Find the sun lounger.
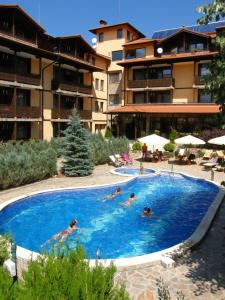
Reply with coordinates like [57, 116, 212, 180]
[203, 158, 219, 169]
[121, 152, 133, 164]
[216, 150, 224, 158]
[199, 150, 213, 165]
[109, 155, 124, 167]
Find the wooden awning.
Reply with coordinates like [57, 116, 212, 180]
[104, 104, 220, 114]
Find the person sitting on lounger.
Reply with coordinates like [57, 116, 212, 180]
[103, 187, 121, 200]
[141, 207, 154, 218]
[120, 193, 136, 207]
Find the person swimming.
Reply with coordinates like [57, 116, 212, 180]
[102, 187, 121, 200]
[120, 193, 137, 207]
[141, 207, 154, 218]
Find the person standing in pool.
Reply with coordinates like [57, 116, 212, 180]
[120, 193, 137, 207]
[140, 163, 144, 175]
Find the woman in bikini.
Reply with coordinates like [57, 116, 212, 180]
[120, 193, 137, 207]
[50, 219, 78, 242]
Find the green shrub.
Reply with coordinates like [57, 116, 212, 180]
[132, 141, 142, 152]
[164, 143, 175, 152]
[0, 141, 57, 190]
[90, 134, 130, 165]
[0, 266, 14, 299]
[6, 243, 129, 299]
[105, 127, 113, 139]
[169, 128, 178, 142]
[0, 234, 11, 265]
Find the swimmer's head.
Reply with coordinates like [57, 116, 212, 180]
[116, 187, 121, 192]
[130, 193, 135, 198]
[70, 219, 77, 228]
[147, 208, 151, 213]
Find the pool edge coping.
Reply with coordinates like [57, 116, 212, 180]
[1, 170, 224, 271]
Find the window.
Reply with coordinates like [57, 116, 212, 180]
[95, 101, 104, 112]
[100, 80, 104, 91]
[99, 32, 104, 42]
[17, 122, 31, 140]
[112, 50, 123, 61]
[188, 43, 205, 51]
[149, 91, 171, 103]
[127, 31, 131, 41]
[0, 87, 13, 105]
[117, 29, 123, 39]
[109, 72, 120, 84]
[133, 69, 146, 80]
[136, 48, 146, 58]
[109, 94, 120, 106]
[126, 48, 146, 59]
[17, 89, 30, 107]
[198, 63, 210, 77]
[133, 92, 146, 104]
[198, 90, 213, 103]
[95, 78, 99, 90]
[77, 98, 84, 110]
[149, 67, 172, 79]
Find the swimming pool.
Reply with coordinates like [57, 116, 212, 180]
[0, 173, 220, 260]
[111, 167, 155, 176]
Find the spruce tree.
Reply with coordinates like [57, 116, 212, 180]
[61, 111, 94, 177]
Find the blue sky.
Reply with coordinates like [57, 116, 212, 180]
[4, 0, 210, 42]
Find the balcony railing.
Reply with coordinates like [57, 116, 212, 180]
[0, 67, 41, 85]
[0, 105, 41, 119]
[16, 107, 41, 118]
[194, 76, 206, 86]
[0, 105, 14, 118]
[52, 79, 92, 95]
[51, 108, 92, 120]
[127, 78, 174, 89]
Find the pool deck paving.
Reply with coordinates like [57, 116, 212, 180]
[1, 159, 225, 300]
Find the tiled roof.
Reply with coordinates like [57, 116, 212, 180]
[123, 38, 155, 46]
[104, 104, 220, 114]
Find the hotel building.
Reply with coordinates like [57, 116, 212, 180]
[91, 20, 225, 139]
[0, 4, 224, 141]
[0, 4, 109, 141]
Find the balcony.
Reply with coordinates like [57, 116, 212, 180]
[16, 73, 41, 86]
[0, 67, 41, 85]
[0, 105, 14, 118]
[51, 108, 92, 120]
[194, 76, 206, 86]
[0, 105, 41, 119]
[127, 78, 174, 89]
[52, 79, 92, 95]
[16, 107, 41, 118]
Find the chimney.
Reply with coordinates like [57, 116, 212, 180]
[99, 20, 107, 27]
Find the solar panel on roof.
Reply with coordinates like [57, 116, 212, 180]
[152, 20, 225, 39]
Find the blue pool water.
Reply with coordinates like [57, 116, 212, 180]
[0, 173, 219, 259]
[113, 167, 155, 176]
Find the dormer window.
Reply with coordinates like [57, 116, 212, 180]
[188, 43, 205, 51]
[117, 29, 123, 39]
[99, 32, 104, 42]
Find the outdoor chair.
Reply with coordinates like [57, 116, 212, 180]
[203, 157, 219, 170]
[109, 155, 124, 167]
[216, 150, 225, 158]
[186, 153, 196, 165]
[199, 150, 213, 165]
[121, 152, 133, 165]
[176, 148, 186, 162]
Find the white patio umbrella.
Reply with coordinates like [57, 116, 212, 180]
[208, 135, 225, 145]
[174, 135, 205, 145]
[138, 134, 169, 151]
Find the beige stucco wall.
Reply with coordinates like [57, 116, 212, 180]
[173, 62, 194, 88]
[31, 58, 40, 75]
[30, 90, 40, 107]
[43, 121, 53, 141]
